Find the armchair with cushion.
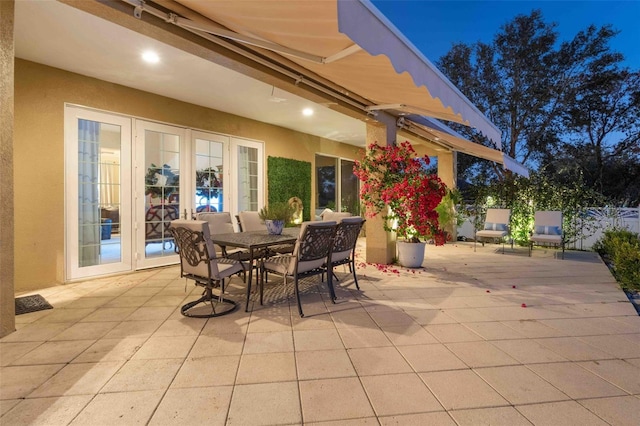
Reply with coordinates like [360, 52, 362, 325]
[169, 219, 245, 317]
[260, 221, 338, 317]
[321, 211, 352, 222]
[325, 216, 365, 290]
[195, 211, 251, 262]
[475, 208, 511, 253]
[529, 210, 564, 259]
[238, 211, 264, 232]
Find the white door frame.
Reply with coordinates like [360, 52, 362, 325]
[134, 120, 187, 269]
[64, 106, 133, 279]
[230, 137, 264, 217]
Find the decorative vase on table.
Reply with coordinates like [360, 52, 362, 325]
[264, 219, 284, 235]
[259, 202, 294, 235]
[397, 241, 427, 268]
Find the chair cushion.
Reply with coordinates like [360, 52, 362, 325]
[535, 225, 561, 235]
[331, 249, 352, 263]
[263, 255, 294, 275]
[530, 233, 562, 244]
[239, 211, 264, 232]
[484, 222, 508, 231]
[476, 229, 508, 239]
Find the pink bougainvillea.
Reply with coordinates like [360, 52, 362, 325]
[354, 141, 447, 244]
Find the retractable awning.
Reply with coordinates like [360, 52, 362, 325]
[165, 0, 502, 146]
[403, 116, 530, 177]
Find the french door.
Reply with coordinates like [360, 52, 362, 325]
[134, 121, 186, 269]
[66, 107, 264, 278]
[192, 131, 230, 217]
[65, 107, 132, 279]
[230, 137, 264, 215]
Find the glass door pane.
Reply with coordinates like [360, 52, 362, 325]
[136, 121, 184, 268]
[65, 107, 132, 279]
[193, 132, 228, 215]
[340, 159, 360, 215]
[230, 138, 263, 216]
[316, 155, 338, 211]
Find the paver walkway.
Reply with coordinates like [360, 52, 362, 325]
[1, 241, 639, 425]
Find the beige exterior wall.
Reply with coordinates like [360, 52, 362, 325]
[1, 0, 16, 337]
[14, 59, 362, 292]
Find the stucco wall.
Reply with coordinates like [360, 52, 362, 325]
[1, 0, 16, 337]
[14, 59, 362, 292]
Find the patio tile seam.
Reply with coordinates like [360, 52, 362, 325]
[472, 365, 575, 401]
[573, 360, 640, 396]
[510, 400, 620, 426]
[517, 362, 632, 399]
[531, 337, 631, 361]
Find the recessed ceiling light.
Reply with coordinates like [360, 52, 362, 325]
[142, 50, 160, 64]
[302, 108, 314, 116]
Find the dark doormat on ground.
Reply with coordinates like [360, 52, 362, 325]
[15, 294, 53, 315]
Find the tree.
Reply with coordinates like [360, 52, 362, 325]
[559, 63, 640, 204]
[437, 11, 627, 185]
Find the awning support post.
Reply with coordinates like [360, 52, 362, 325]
[365, 112, 397, 265]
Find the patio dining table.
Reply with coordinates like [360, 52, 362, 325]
[210, 227, 299, 311]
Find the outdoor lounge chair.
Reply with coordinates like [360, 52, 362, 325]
[169, 219, 245, 317]
[260, 221, 338, 317]
[529, 210, 564, 259]
[475, 208, 511, 253]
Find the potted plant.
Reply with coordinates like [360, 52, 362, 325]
[258, 202, 295, 235]
[354, 141, 448, 267]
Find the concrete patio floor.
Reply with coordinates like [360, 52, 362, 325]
[1, 241, 639, 425]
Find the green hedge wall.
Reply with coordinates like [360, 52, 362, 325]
[267, 156, 312, 221]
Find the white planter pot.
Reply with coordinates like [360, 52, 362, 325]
[264, 219, 284, 235]
[397, 241, 426, 268]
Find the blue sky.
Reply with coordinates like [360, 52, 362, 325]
[371, 0, 640, 70]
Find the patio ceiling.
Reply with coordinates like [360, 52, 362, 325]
[14, 0, 366, 145]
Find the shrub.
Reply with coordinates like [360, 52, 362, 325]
[593, 229, 640, 291]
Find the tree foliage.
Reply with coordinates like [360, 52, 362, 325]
[436, 10, 640, 205]
[558, 65, 640, 205]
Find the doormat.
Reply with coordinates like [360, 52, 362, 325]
[15, 294, 53, 315]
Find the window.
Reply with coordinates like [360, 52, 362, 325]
[315, 154, 359, 215]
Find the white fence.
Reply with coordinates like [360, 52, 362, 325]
[458, 207, 640, 251]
